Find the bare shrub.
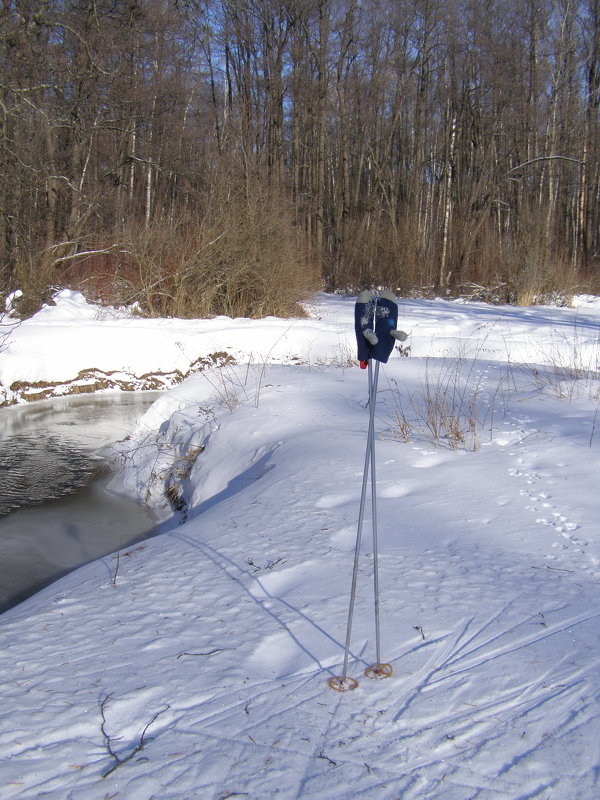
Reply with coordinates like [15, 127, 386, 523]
[79, 181, 320, 320]
[496, 214, 580, 306]
[10, 251, 59, 319]
[388, 357, 486, 451]
[387, 342, 514, 451]
[332, 212, 433, 294]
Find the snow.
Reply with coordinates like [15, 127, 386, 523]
[1, 290, 600, 799]
[0, 290, 352, 400]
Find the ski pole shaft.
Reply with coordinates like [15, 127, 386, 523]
[340, 358, 379, 678]
[369, 360, 382, 667]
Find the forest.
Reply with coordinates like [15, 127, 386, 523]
[1, 0, 599, 318]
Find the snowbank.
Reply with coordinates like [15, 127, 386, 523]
[0, 290, 354, 404]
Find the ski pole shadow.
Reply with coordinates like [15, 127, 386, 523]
[164, 525, 365, 680]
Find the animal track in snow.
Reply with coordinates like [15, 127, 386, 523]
[508, 454, 591, 562]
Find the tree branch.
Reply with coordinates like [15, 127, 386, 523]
[503, 155, 583, 178]
[100, 694, 170, 778]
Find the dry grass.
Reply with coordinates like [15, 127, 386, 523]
[389, 356, 488, 451]
[388, 322, 600, 451]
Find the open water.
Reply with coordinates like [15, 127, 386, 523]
[0, 392, 161, 612]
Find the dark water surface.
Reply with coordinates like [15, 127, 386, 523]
[0, 392, 162, 613]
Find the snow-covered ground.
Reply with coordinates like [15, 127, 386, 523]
[1, 290, 599, 799]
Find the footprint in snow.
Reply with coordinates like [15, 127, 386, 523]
[507, 457, 593, 567]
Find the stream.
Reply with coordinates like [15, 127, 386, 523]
[0, 392, 162, 613]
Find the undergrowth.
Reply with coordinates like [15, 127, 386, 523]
[386, 322, 600, 451]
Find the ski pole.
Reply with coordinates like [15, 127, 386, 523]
[369, 359, 381, 668]
[329, 290, 403, 691]
[331, 357, 379, 690]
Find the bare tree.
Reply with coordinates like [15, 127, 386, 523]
[1, 0, 598, 312]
